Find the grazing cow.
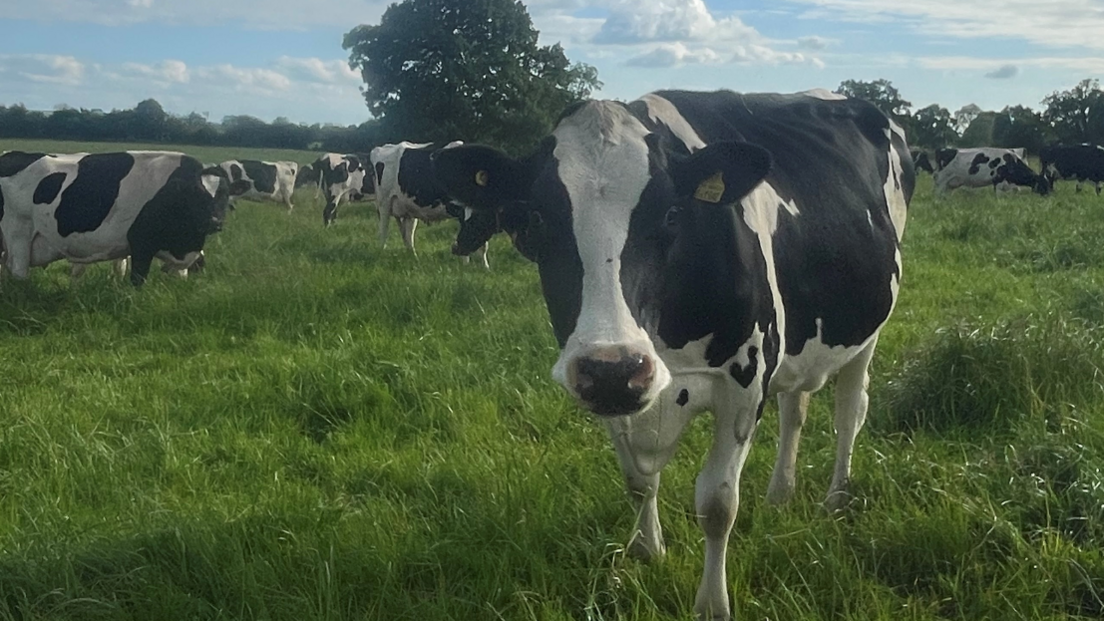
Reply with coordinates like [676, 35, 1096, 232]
[370, 141, 488, 266]
[910, 148, 933, 174]
[932, 147, 1049, 195]
[0, 150, 247, 286]
[314, 153, 374, 226]
[432, 89, 913, 620]
[219, 159, 298, 211]
[934, 146, 1024, 172]
[1040, 143, 1104, 194]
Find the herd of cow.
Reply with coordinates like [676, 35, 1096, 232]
[910, 143, 1104, 195]
[1, 88, 1102, 620]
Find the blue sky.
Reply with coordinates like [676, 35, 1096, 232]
[1, 0, 1101, 127]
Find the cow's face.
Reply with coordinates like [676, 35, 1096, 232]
[201, 166, 250, 232]
[446, 203, 497, 256]
[998, 154, 1051, 195]
[434, 102, 770, 416]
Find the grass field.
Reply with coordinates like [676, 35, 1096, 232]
[3, 140, 1104, 620]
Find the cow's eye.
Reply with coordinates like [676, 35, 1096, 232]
[664, 206, 680, 229]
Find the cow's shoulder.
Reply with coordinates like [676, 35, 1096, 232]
[0, 151, 48, 178]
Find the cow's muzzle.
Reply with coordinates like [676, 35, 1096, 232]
[565, 346, 656, 417]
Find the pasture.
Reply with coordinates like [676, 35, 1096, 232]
[2, 140, 1104, 621]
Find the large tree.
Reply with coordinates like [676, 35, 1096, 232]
[991, 105, 1048, 154]
[343, 0, 600, 153]
[1041, 78, 1104, 145]
[910, 104, 957, 149]
[835, 79, 912, 119]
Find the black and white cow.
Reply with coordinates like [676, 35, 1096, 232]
[295, 161, 320, 189]
[934, 146, 1025, 173]
[432, 89, 913, 620]
[910, 148, 933, 174]
[371, 141, 489, 267]
[219, 159, 299, 211]
[933, 147, 1048, 195]
[315, 153, 373, 226]
[1040, 143, 1104, 194]
[0, 150, 247, 286]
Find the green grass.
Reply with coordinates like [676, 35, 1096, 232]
[3, 143, 1104, 620]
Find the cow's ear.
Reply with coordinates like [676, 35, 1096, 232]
[432, 144, 534, 211]
[669, 141, 771, 205]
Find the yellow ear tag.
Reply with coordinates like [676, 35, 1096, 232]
[694, 172, 725, 203]
[475, 170, 489, 187]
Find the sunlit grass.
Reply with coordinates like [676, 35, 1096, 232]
[2, 151, 1104, 620]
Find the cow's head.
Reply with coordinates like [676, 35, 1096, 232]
[201, 166, 250, 232]
[997, 154, 1051, 195]
[433, 102, 770, 416]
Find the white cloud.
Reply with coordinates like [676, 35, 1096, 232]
[786, 0, 1104, 51]
[594, 0, 760, 44]
[0, 54, 85, 85]
[626, 42, 722, 67]
[0, 54, 367, 125]
[796, 35, 832, 50]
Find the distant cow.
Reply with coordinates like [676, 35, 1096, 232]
[295, 161, 320, 189]
[433, 89, 913, 620]
[219, 159, 298, 211]
[1040, 144, 1104, 194]
[314, 153, 373, 226]
[933, 147, 1049, 195]
[371, 141, 487, 265]
[934, 146, 1024, 172]
[910, 149, 933, 174]
[0, 151, 247, 286]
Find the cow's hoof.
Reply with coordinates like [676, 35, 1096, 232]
[626, 534, 666, 562]
[824, 488, 854, 513]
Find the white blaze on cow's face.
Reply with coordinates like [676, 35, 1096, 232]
[200, 174, 221, 198]
[548, 102, 672, 415]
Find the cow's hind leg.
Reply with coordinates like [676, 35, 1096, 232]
[825, 336, 879, 511]
[401, 217, 419, 255]
[694, 398, 759, 621]
[475, 242, 489, 269]
[766, 391, 810, 505]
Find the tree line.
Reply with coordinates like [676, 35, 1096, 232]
[0, 98, 376, 153]
[836, 78, 1104, 154]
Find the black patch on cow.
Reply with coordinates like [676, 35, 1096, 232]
[729, 346, 759, 388]
[1041, 144, 1104, 187]
[33, 172, 66, 205]
[396, 145, 453, 209]
[127, 158, 230, 286]
[241, 160, 277, 194]
[54, 152, 135, 237]
[968, 153, 989, 175]
[676, 389, 689, 406]
[935, 148, 958, 171]
[0, 151, 47, 178]
[228, 163, 245, 182]
[988, 158, 1001, 169]
[375, 162, 385, 185]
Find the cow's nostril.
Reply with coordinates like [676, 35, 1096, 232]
[571, 350, 655, 416]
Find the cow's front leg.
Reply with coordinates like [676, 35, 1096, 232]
[608, 429, 665, 560]
[766, 391, 809, 505]
[694, 401, 759, 621]
[129, 251, 154, 287]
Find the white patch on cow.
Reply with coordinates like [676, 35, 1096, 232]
[639, 93, 707, 152]
[801, 88, 847, 101]
[737, 181, 789, 356]
[463, 207, 474, 222]
[884, 143, 908, 241]
[200, 174, 220, 198]
[770, 319, 873, 395]
[781, 198, 800, 217]
[549, 101, 672, 403]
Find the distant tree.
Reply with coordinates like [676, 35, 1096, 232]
[134, 98, 169, 141]
[835, 79, 912, 119]
[910, 104, 958, 149]
[343, 0, 601, 153]
[958, 111, 998, 147]
[1041, 78, 1104, 144]
[991, 105, 1049, 154]
[953, 104, 982, 134]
